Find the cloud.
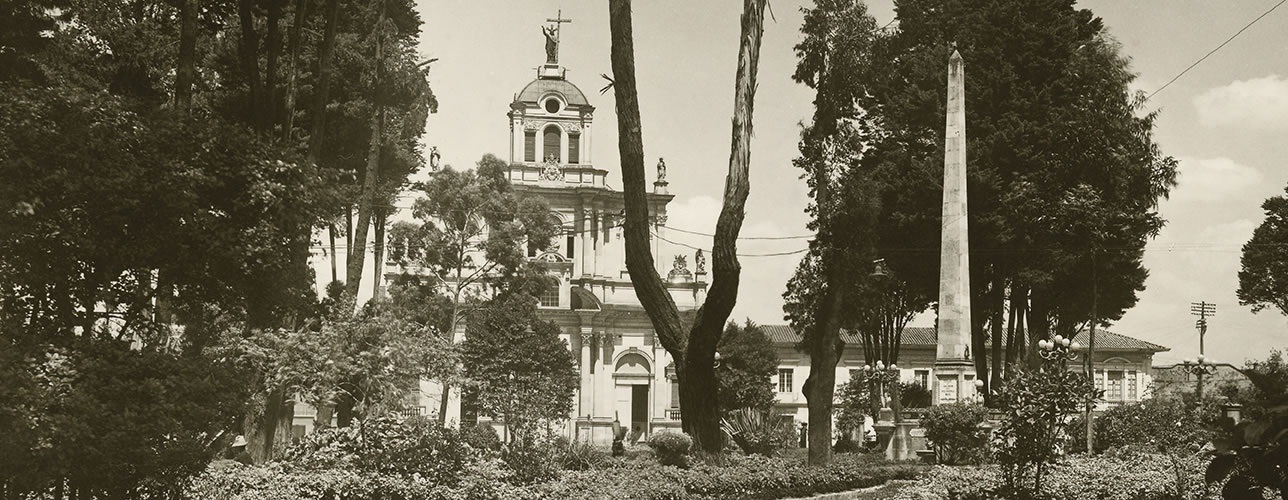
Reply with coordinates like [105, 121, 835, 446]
[1194, 75, 1288, 131]
[1168, 157, 1263, 204]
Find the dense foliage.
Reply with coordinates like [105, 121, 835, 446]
[460, 295, 578, 443]
[1238, 186, 1288, 318]
[719, 408, 796, 456]
[715, 321, 780, 412]
[921, 402, 989, 465]
[0, 336, 247, 498]
[892, 451, 1211, 500]
[991, 360, 1100, 496]
[191, 450, 924, 499]
[649, 432, 695, 468]
[1205, 350, 1288, 499]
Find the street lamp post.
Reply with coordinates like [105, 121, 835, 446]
[1180, 354, 1218, 401]
[1037, 335, 1080, 369]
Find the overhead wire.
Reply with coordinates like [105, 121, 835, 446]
[1144, 0, 1286, 101]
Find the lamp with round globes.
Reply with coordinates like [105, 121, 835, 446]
[1038, 335, 1078, 363]
[1180, 355, 1218, 399]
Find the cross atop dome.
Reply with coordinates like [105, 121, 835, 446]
[541, 9, 573, 66]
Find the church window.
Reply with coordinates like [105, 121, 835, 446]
[670, 380, 679, 408]
[566, 235, 575, 259]
[777, 369, 793, 393]
[539, 283, 560, 308]
[524, 130, 536, 162]
[544, 98, 561, 113]
[568, 132, 580, 164]
[543, 125, 561, 162]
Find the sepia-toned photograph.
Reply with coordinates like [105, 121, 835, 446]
[2, 0, 1286, 498]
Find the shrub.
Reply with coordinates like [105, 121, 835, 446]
[461, 422, 502, 452]
[1074, 396, 1215, 455]
[991, 360, 1101, 497]
[719, 408, 794, 456]
[282, 415, 469, 487]
[649, 432, 694, 467]
[553, 436, 609, 471]
[501, 443, 559, 485]
[901, 382, 933, 408]
[921, 402, 989, 465]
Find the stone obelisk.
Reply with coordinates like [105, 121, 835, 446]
[933, 50, 974, 405]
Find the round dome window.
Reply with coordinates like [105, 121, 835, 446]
[544, 98, 561, 113]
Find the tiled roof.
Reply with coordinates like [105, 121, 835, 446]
[760, 325, 1168, 353]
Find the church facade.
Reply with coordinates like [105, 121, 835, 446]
[479, 57, 708, 444]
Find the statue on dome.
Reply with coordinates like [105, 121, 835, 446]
[695, 249, 706, 274]
[656, 157, 667, 182]
[542, 25, 559, 64]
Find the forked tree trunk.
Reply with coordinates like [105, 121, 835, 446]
[607, 0, 766, 453]
[805, 285, 844, 464]
[344, 3, 387, 305]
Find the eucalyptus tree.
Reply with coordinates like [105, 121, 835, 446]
[607, 0, 769, 451]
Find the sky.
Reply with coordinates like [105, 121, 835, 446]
[412, 0, 1288, 366]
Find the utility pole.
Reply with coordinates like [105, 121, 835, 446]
[1086, 250, 1097, 453]
[1189, 301, 1217, 399]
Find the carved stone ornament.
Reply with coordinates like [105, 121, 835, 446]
[667, 255, 692, 282]
[565, 122, 582, 133]
[653, 214, 668, 225]
[536, 251, 566, 263]
[539, 154, 564, 181]
[523, 119, 541, 131]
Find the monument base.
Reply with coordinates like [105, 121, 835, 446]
[932, 359, 976, 405]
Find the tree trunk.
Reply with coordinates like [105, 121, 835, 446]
[307, 0, 340, 162]
[343, 5, 386, 305]
[248, 387, 286, 462]
[174, 0, 199, 115]
[437, 298, 461, 425]
[264, 0, 283, 131]
[371, 208, 386, 299]
[607, 0, 766, 454]
[328, 222, 338, 284]
[281, 0, 306, 141]
[236, 0, 263, 130]
[988, 275, 1004, 400]
[804, 287, 842, 465]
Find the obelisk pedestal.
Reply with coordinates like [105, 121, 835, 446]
[933, 50, 975, 405]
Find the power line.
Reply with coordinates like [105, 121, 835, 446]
[662, 225, 816, 241]
[651, 231, 809, 258]
[1145, 0, 1286, 101]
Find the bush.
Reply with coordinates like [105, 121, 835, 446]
[901, 382, 933, 408]
[719, 408, 794, 456]
[921, 402, 989, 465]
[282, 415, 469, 487]
[890, 452, 1209, 500]
[1071, 397, 1215, 455]
[553, 436, 609, 471]
[461, 422, 502, 452]
[501, 443, 559, 485]
[649, 432, 694, 467]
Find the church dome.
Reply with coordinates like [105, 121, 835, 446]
[515, 78, 591, 108]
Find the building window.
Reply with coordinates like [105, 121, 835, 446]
[539, 284, 559, 308]
[566, 235, 575, 259]
[777, 369, 793, 393]
[1107, 370, 1124, 400]
[1126, 370, 1138, 401]
[524, 130, 536, 162]
[568, 132, 580, 164]
[670, 380, 680, 408]
[543, 125, 561, 162]
[915, 370, 930, 388]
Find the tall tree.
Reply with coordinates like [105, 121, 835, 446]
[1238, 186, 1288, 318]
[786, 0, 884, 465]
[460, 295, 578, 444]
[715, 321, 779, 412]
[607, 0, 768, 452]
[801, 0, 1175, 404]
[390, 154, 560, 423]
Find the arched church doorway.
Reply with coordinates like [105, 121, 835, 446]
[614, 352, 651, 441]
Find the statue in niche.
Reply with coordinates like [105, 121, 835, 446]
[695, 249, 706, 273]
[656, 157, 667, 182]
